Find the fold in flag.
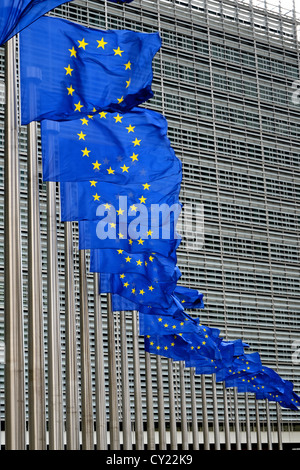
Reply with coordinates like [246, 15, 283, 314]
[20, 16, 161, 124]
[89, 248, 179, 283]
[59, 176, 181, 222]
[0, 0, 70, 46]
[144, 331, 222, 363]
[99, 271, 183, 313]
[78, 219, 181, 255]
[174, 285, 204, 309]
[41, 108, 180, 183]
[215, 352, 263, 383]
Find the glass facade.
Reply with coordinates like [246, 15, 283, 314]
[0, 0, 300, 446]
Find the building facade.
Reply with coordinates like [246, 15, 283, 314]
[0, 0, 300, 449]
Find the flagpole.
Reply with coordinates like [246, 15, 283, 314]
[132, 310, 144, 450]
[64, 222, 80, 450]
[107, 293, 120, 450]
[156, 355, 166, 449]
[27, 120, 46, 450]
[190, 368, 199, 450]
[212, 374, 220, 450]
[79, 249, 94, 450]
[223, 383, 231, 450]
[245, 392, 252, 450]
[145, 351, 155, 450]
[94, 273, 107, 450]
[201, 375, 210, 450]
[276, 402, 283, 450]
[179, 362, 188, 450]
[255, 399, 262, 450]
[233, 387, 241, 450]
[46, 181, 63, 450]
[120, 310, 132, 450]
[265, 399, 272, 450]
[168, 359, 178, 450]
[4, 35, 26, 450]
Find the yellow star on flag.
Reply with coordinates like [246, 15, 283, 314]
[74, 101, 83, 112]
[120, 164, 129, 173]
[130, 153, 138, 162]
[132, 138, 141, 146]
[89, 180, 97, 187]
[80, 117, 89, 125]
[81, 148, 91, 157]
[93, 194, 100, 201]
[64, 64, 73, 76]
[69, 47, 77, 57]
[77, 131, 86, 140]
[93, 161, 101, 170]
[114, 47, 124, 56]
[78, 38, 88, 49]
[67, 85, 75, 95]
[124, 61, 131, 69]
[107, 167, 115, 174]
[143, 183, 151, 190]
[126, 124, 135, 133]
[114, 114, 123, 123]
[97, 38, 107, 49]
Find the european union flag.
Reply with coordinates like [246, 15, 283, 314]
[20, 16, 161, 124]
[59, 176, 181, 222]
[144, 334, 194, 362]
[41, 108, 180, 183]
[215, 352, 262, 383]
[78, 219, 181, 256]
[139, 310, 202, 336]
[99, 271, 182, 312]
[0, 1, 70, 46]
[144, 330, 221, 363]
[89, 248, 179, 283]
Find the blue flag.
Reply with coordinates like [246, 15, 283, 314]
[20, 16, 161, 124]
[215, 352, 263, 383]
[59, 176, 181, 222]
[144, 330, 222, 363]
[174, 286, 204, 309]
[0, 0, 70, 46]
[41, 108, 180, 182]
[99, 271, 182, 312]
[89, 248, 179, 283]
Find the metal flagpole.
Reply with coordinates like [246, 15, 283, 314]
[27, 121, 46, 450]
[265, 399, 272, 450]
[64, 222, 80, 450]
[201, 375, 210, 450]
[79, 249, 94, 450]
[223, 383, 231, 450]
[168, 359, 178, 450]
[107, 293, 120, 450]
[4, 35, 26, 450]
[179, 362, 188, 450]
[46, 181, 63, 450]
[94, 273, 107, 450]
[156, 355, 166, 449]
[245, 392, 252, 450]
[145, 352, 155, 449]
[190, 368, 199, 450]
[132, 310, 144, 450]
[255, 399, 262, 450]
[233, 387, 241, 450]
[120, 310, 132, 450]
[212, 374, 220, 450]
[276, 403, 283, 450]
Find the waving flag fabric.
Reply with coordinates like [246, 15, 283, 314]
[0, 0, 70, 46]
[20, 16, 161, 124]
[41, 108, 180, 183]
